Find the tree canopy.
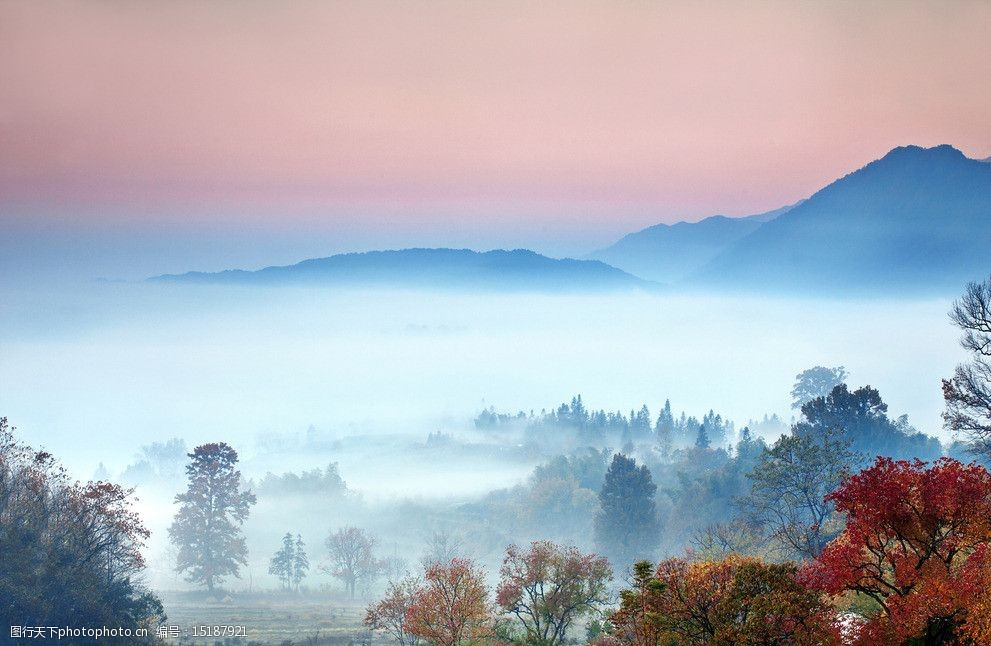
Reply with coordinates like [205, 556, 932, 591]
[496, 541, 611, 646]
[594, 454, 661, 569]
[802, 456, 991, 644]
[0, 418, 163, 640]
[168, 442, 256, 593]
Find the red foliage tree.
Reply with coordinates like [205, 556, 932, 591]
[802, 457, 991, 644]
[405, 557, 492, 646]
[495, 541, 611, 646]
[365, 575, 422, 646]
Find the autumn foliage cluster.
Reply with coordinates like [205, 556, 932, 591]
[603, 457, 991, 646]
[496, 541, 612, 645]
[366, 543, 615, 646]
[801, 457, 991, 644]
[364, 456, 991, 646]
[366, 557, 493, 646]
[0, 418, 162, 640]
[606, 556, 838, 645]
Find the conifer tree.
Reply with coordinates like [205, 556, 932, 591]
[269, 532, 296, 591]
[292, 534, 309, 592]
[168, 442, 256, 593]
[695, 425, 711, 449]
[594, 454, 661, 570]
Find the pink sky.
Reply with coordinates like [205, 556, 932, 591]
[2, 0, 990, 245]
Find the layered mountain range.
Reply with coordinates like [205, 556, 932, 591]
[156, 145, 990, 295]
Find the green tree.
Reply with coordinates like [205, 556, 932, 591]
[269, 532, 296, 591]
[292, 533, 309, 591]
[734, 426, 766, 472]
[655, 401, 674, 459]
[694, 425, 710, 449]
[168, 442, 256, 593]
[608, 560, 666, 646]
[797, 384, 941, 463]
[742, 431, 851, 559]
[594, 454, 661, 570]
[790, 365, 848, 409]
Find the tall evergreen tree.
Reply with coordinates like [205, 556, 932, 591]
[701, 410, 730, 447]
[168, 442, 256, 593]
[655, 400, 675, 457]
[292, 534, 309, 592]
[632, 405, 652, 438]
[270, 532, 295, 591]
[594, 454, 661, 570]
[695, 425, 711, 449]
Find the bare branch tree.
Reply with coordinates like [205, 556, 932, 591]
[944, 277, 991, 457]
[322, 526, 379, 600]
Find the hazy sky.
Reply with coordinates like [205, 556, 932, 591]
[2, 0, 991, 269]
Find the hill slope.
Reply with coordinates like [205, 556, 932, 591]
[588, 204, 795, 283]
[152, 248, 653, 292]
[691, 145, 991, 293]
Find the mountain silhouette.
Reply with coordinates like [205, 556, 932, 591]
[152, 248, 653, 292]
[588, 203, 797, 283]
[688, 145, 991, 293]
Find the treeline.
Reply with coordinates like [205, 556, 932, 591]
[475, 397, 735, 449]
[248, 462, 348, 497]
[478, 377, 946, 465]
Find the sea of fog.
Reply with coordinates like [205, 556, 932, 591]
[0, 281, 965, 491]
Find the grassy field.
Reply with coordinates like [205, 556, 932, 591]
[160, 592, 374, 646]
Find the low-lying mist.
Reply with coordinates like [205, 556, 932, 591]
[1, 281, 961, 472]
[0, 280, 966, 593]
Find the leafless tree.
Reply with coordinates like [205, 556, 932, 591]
[322, 526, 379, 600]
[420, 528, 464, 568]
[944, 277, 991, 458]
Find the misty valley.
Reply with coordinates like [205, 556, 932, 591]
[4, 2, 991, 640]
[3, 273, 991, 644]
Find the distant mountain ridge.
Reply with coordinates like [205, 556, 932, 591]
[690, 144, 991, 293]
[153, 144, 990, 295]
[588, 203, 799, 283]
[152, 248, 654, 292]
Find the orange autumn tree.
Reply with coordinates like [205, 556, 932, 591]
[802, 457, 991, 644]
[644, 555, 839, 645]
[365, 575, 422, 646]
[405, 557, 493, 646]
